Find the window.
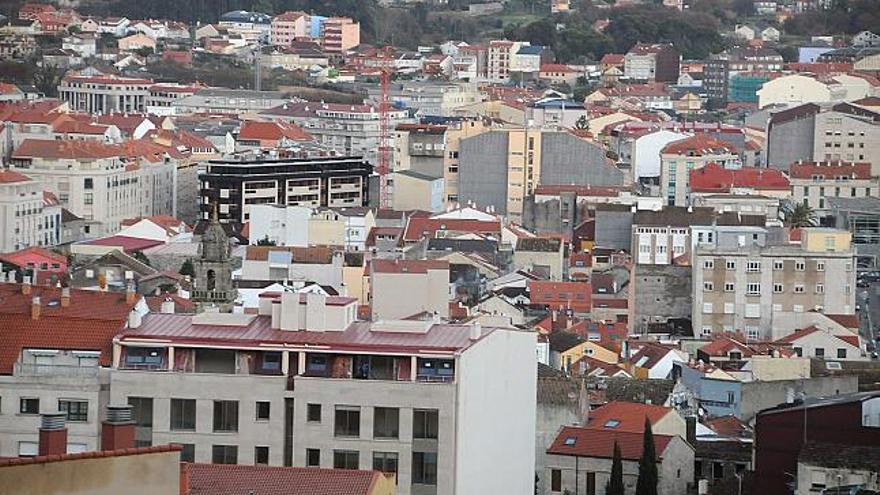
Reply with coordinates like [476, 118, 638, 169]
[724, 283, 735, 292]
[20, 398, 39, 415]
[58, 400, 88, 422]
[413, 409, 438, 439]
[551, 469, 562, 492]
[747, 327, 760, 340]
[306, 448, 320, 467]
[334, 406, 360, 437]
[373, 451, 399, 478]
[170, 399, 196, 431]
[333, 450, 359, 469]
[793, 304, 804, 313]
[745, 304, 761, 318]
[773, 260, 784, 271]
[84, 178, 93, 190]
[837, 348, 847, 359]
[212, 445, 238, 464]
[794, 347, 803, 357]
[255, 446, 269, 465]
[213, 400, 239, 432]
[128, 397, 153, 427]
[412, 452, 438, 486]
[307, 404, 321, 423]
[725, 260, 736, 270]
[815, 348, 825, 358]
[794, 285, 805, 294]
[796, 261, 806, 271]
[703, 259, 714, 270]
[703, 303, 713, 314]
[774, 283, 784, 293]
[18, 441, 38, 457]
[816, 284, 824, 294]
[701, 326, 713, 337]
[256, 401, 270, 421]
[747, 260, 761, 272]
[811, 470, 826, 490]
[373, 407, 399, 439]
[746, 283, 761, 296]
[816, 261, 825, 271]
[724, 303, 735, 314]
[173, 443, 194, 463]
[703, 282, 714, 292]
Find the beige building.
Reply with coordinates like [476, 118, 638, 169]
[320, 17, 359, 53]
[757, 74, 847, 109]
[270, 11, 309, 46]
[812, 109, 880, 174]
[693, 228, 856, 341]
[117, 33, 156, 52]
[58, 74, 153, 114]
[392, 170, 445, 213]
[443, 120, 489, 203]
[370, 259, 450, 320]
[660, 135, 740, 207]
[790, 161, 878, 212]
[0, 169, 61, 251]
[512, 237, 565, 280]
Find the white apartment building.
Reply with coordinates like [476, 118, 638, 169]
[632, 207, 715, 265]
[660, 135, 741, 207]
[692, 228, 857, 341]
[248, 204, 313, 247]
[0, 170, 61, 252]
[110, 292, 537, 495]
[370, 259, 450, 321]
[9, 139, 158, 233]
[58, 74, 153, 114]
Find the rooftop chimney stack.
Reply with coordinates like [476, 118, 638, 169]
[22, 276, 32, 295]
[160, 297, 175, 314]
[38, 412, 68, 456]
[125, 283, 137, 305]
[60, 286, 71, 307]
[101, 405, 135, 451]
[31, 296, 41, 320]
[469, 322, 482, 341]
[128, 308, 142, 329]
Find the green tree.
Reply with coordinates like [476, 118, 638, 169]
[606, 440, 625, 495]
[132, 251, 152, 267]
[784, 203, 817, 228]
[179, 259, 195, 277]
[636, 418, 658, 495]
[32, 63, 65, 97]
[574, 115, 589, 130]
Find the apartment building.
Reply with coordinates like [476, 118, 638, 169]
[261, 102, 415, 166]
[9, 139, 158, 233]
[173, 89, 288, 114]
[58, 74, 153, 114]
[632, 206, 716, 266]
[692, 228, 857, 341]
[110, 292, 536, 495]
[218, 10, 272, 44]
[458, 128, 623, 220]
[790, 161, 878, 213]
[319, 17, 360, 53]
[0, 283, 138, 459]
[271, 11, 310, 47]
[487, 40, 528, 83]
[370, 259, 450, 320]
[370, 82, 481, 118]
[0, 170, 61, 251]
[623, 43, 681, 83]
[704, 47, 784, 109]
[812, 104, 880, 173]
[660, 135, 741, 207]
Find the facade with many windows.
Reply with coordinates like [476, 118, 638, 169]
[109, 292, 537, 495]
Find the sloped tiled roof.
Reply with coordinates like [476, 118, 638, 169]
[0, 169, 32, 184]
[585, 401, 672, 433]
[185, 464, 390, 495]
[662, 135, 735, 156]
[789, 161, 871, 180]
[689, 163, 789, 192]
[547, 426, 674, 460]
[239, 120, 313, 142]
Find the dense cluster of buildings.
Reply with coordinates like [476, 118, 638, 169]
[1, 1, 880, 494]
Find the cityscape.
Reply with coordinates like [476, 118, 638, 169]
[0, 0, 879, 494]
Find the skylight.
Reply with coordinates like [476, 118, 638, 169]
[604, 419, 620, 429]
[563, 437, 577, 446]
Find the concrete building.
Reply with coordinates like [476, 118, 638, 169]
[319, 17, 359, 53]
[660, 136, 741, 207]
[240, 246, 343, 289]
[392, 170, 445, 214]
[812, 104, 880, 173]
[692, 228, 857, 340]
[248, 204, 312, 247]
[174, 89, 288, 114]
[790, 161, 878, 214]
[111, 295, 536, 495]
[757, 74, 847, 109]
[271, 11, 310, 47]
[458, 128, 623, 220]
[58, 74, 153, 114]
[487, 40, 529, 83]
[765, 103, 821, 170]
[704, 47, 784, 108]
[373, 82, 481, 119]
[0, 170, 61, 251]
[218, 10, 272, 44]
[199, 156, 372, 224]
[623, 43, 680, 83]
[370, 259, 450, 320]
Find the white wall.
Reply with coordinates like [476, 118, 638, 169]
[455, 328, 537, 495]
[633, 130, 689, 180]
[249, 205, 311, 247]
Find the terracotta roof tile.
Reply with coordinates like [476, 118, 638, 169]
[403, 218, 500, 242]
[0, 169, 32, 184]
[689, 163, 789, 193]
[239, 120, 313, 142]
[547, 426, 674, 460]
[186, 463, 390, 495]
[585, 401, 673, 433]
[0, 445, 181, 468]
[789, 161, 872, 180]
[662, 135, 736, 156]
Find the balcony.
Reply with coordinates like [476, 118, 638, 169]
[14, 363, 100, 378]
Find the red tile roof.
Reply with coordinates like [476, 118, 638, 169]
[699, 336, 753, 357]
[53, 120, 111, 135]
[144, 294, 195, 313]
[185, 464, 391, 495]
[62, 74, 153, 85]
[585, 401, 673, 433]
[601, 53, 625, 65]
[530, 280, 592, 313]
[789, 161, 871, 180]
[0, 445, 181, 468]
[0, 169, 32, 184]
[547, 426, 674, 460]
[824, 313, 859, 329]
[533, 184, 625, 197]
[0, 283, 137, 374]
[239, 120, 313, 143]
[704, 415, 752, 439]
[13, 139, 123, 160]
[370, 259, 449, 274]
[662, 135, 736, 156]
[689, 163, 789, 193]
[628, 342, 677, 370]
[774, 326, 860, 348]
[0, 246, 67, 269]
[82, 235, 165, 253]
[541, 64, 578, 73]
[402, 218, 501, 242]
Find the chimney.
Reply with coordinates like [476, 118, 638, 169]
[280, 292, 302, 331]
[126, 283, 137, 304]
[128, 308, 142, 329]
[101, 405, 135, 451]
[31, 296, 41, 320]
[22, 276, 32, 295]
[60, 286, 71, 307]
[271, 299, 282, 329]
[38, 412, 68, 456]
[160, 297, 175, 314]
[685, 416, 697, 444]
[469, 322, 482, 341]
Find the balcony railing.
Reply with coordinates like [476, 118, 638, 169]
[14, 363, 100, 378]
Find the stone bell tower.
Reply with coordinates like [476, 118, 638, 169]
[192, 204, 236, 312]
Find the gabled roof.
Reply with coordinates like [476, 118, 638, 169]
[704, 415, 752, 439]
[239, 120, 313, 142]
[774, 326, 860, 348]
[81, 235, 164, 253]
[690, 163, 789, 193]
[0, 283, 137, 374]
[185, 463, 392, 495]
[789, 161, 872, 180]
[585, 401, 673, 433]
[0, 246, 67, 268]
[0, 169, 32, 184]
[628, 342, 678, 369]
[699, 336, 755, 357]
[547, 426, 674, 460]
[402, 218, 501, 242]
[0, 445, 180, 468]
[662, 135, 736, 156]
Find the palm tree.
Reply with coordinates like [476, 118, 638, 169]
[784, 202, 817, 228]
